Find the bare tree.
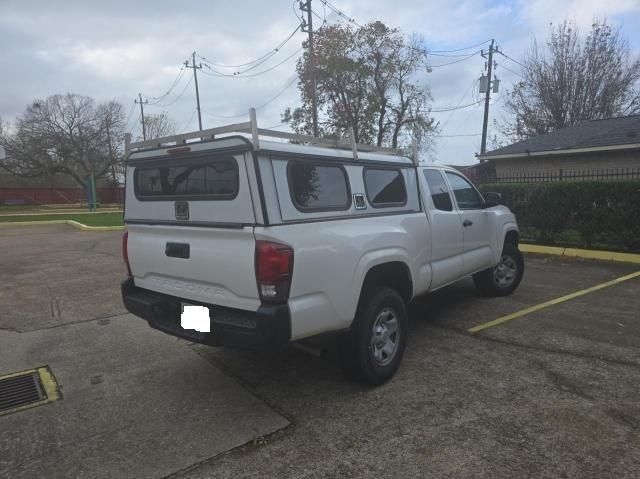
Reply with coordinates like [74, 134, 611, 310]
[283, 21, 437, 150]
[143, 112, 177, 140]
[503, 19, 640, 141]
[0, 94, 126, 187]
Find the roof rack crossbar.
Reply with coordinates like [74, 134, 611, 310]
[125, 108, 408, 158]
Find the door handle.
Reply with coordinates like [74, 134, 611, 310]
[463, 219, 473, 227]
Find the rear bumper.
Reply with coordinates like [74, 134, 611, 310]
[121, 277, 291, 350]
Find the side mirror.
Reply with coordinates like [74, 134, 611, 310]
[483, 192, 502, 208]
[0, 145, 5, 161]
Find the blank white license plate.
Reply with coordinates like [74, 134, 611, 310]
[180, 304, 211, 333]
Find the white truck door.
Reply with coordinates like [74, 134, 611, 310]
[443, 171, 495, 274]
[419, 168, 464, 288]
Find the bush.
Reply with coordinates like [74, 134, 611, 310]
[479, 181, 640, 252]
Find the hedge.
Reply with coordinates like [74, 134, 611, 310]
[478, 181, 640, 252]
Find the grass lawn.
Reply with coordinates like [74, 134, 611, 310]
[0, 212, 124, 227]
[0, 204, 122, 214]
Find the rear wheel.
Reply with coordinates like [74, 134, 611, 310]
[338, 287, 408, 386]
[473, 242, 524, 297]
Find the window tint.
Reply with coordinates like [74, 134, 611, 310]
[423, 169, 453, 211]
[135, 159, 238, 199]
[445, 172, 483, 209]
[364, 168, 407, 207]
[288, 162, 350, 211]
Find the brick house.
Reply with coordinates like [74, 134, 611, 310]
[477, 115, 640, 178]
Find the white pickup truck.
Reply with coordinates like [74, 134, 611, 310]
[121, 111, 523, 385]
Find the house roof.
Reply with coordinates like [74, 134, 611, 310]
[480, 115, 640, 160]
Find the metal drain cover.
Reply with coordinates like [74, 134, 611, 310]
[0, 367, 60, 416]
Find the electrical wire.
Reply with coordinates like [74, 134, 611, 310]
[439, 77, 479, 130]
[197, 24, 301, 70]
[430, 100, 483, 113]
[201, 48, 303, 79]
[429, 51, 481, 68]
[123, 101, 137, 130]
[148, 76, 194, 108]
[497, 63, 524, 78]
[179, 108, 198, 133]
[202, 74, 298, 119]
[496, 50, 526, 68]
[428, 40, 492, 53]
[145, 62, 189, 104]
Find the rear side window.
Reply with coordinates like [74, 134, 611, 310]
[287, 162, 350, 211]
[423, 169, 453, 211]
[364, 168, 407, 207]
[135, 158, 238, 200]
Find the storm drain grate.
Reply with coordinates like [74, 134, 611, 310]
[0, 367, 60, 416]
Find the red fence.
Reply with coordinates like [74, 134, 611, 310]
[0, 187, 124, 205]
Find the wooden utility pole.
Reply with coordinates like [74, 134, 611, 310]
[301, 0, 319, 137]
[480, 39, 495, 156]
[135, 93, 148, 141]
[185, 52, 203, 131]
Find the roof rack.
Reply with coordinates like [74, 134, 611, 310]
[125, 108, 415, 162]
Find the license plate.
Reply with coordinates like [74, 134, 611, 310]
[180, 303, 211, 332]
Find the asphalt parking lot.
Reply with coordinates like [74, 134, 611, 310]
[1, 224, 639, 478]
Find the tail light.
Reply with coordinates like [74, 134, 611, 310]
[255, 240, 294, 304]
[122, 231, 132, 277]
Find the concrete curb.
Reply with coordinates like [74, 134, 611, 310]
[521, 243, 640, 264]
[0, 219, 125, 231]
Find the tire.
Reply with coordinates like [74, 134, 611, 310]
[338, 287, 408, 386]
[473, 242, 524, 297]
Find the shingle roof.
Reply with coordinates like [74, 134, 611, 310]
[480, 115, 640, 158]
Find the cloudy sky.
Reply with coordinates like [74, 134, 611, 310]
[1, 0, 639, 164]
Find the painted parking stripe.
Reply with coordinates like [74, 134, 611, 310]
[468, 270, 640, 333]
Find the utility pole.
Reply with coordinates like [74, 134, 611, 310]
[135, 93, 148, 141]
[480, 39, 495, 156]
[185, 52, 203, 131]
[301, 0, 319, 137]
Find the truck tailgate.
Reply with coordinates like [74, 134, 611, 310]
[127, 224, 259, 311]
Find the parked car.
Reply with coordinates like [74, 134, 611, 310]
[121, 111, 523, 385]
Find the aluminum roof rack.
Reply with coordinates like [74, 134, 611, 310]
[125, 108, 414, 162]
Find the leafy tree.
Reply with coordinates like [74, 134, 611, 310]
[503, 19, 640, 141]
[143, 112, 177, 140]
[0, 94, 126, 187]
[283, 21, 437, 150]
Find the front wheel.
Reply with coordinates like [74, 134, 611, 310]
[473, 242, 524, 297]
[338, 287, 408, 386]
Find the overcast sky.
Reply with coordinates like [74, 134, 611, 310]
[1, 0, 639, 165]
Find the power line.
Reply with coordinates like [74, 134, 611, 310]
[497, 63, 524, 79]
[429, 51, 481, 68]
[145, 63, 188, 104]
[496, 49, 526, 68]
[197, 24, 301, 70]
[179, 108, 198, 133]
[431, 100, 483, 112]
[200, 48, 303, 78]
[439, 77, 479, 130]
[123, 101, 137, 131]
[147, 76, 194, 108]
[202, 75, 298, 119]
[428, 40, 492, 53]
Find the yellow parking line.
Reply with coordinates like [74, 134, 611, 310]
[468, 270, 640, 333]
